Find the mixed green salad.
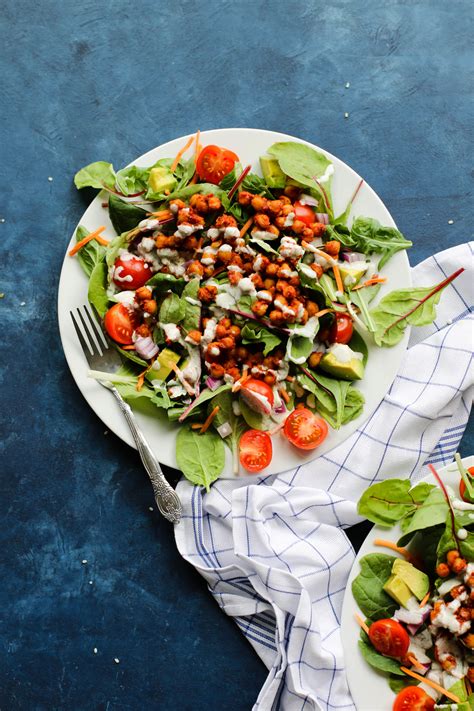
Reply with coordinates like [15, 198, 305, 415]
[70, 132, 463, 486]
[352, 456, 474, 710]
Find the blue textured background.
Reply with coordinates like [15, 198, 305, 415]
[1, 1, 472, 709]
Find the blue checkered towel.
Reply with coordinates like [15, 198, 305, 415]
[174, 243, 473, 711]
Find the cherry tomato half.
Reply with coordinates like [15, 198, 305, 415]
[239, 430, 273, 473]
[113, 255, 151, 290]
[283, 409, 329, 450]
[196, 145, 239, 185]
[240, 378, 274, 415]
[368, 619, 410, 659]
[459, 466, 474, 502]
[328, 313, 354, 344]
[393, 686, 435, 711]
[104, 303, 136, 345]
[294, 201, 316, 226]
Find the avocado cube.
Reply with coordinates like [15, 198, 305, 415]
[260, 156, 286, 188]
[383, 574, 413, 608]
[148, 166, 177, 194]
[146, 348, 180, 382]
[392, 559, 429, 601]
[319, 350, 365, 381]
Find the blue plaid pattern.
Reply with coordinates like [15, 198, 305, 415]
[175, 243, 473, 711]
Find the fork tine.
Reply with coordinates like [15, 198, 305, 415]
[90, 303, 113, 347]
[82, 304, 108, 352]
[70, 309, 94, 356]
[77, 307, 101, 356]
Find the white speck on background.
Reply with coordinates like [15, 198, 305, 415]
[345, 82, 350, 88]
[89, 580, 93, 585]
[20, 301, 26, 306]
[344, 112, 349, 119]
[82, 559, 88, 564]
[0, 218, 5, 223]
[448, 219, 454, 224]
[48, 176, 53, 182]
[149, 506, 154, 511]
[114, 658, 120, 664]
[93, 648, 98, 654]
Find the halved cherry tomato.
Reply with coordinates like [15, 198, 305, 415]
[113, 256, 151, 290]
[294, 201, 316, 226]
[393, 686, 435, 711]
[283, 409, 328, 450]
[196, 145, 239, 185]
[104, 303, 136, 345]
[239, 430, 272, 473]
[368, 619, 409, 659]
[328, 313, 354, 344]
[459, 466, 474, 502]
[240, 378, 274, 415]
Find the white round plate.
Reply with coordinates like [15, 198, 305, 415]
[341, 455, 474, 711]
[58, 128, 411, 476]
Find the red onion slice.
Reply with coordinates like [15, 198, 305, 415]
[134, 336, 159, 360]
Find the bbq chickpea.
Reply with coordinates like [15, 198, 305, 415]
[446, 550, 461, 567]
[252, 300, 269, 317]
[251, 195, 267, 211]
[436, 563, 451, 578]
[308, 352, 323, 368]
[310, 222, 326, 237]
[310, 263, 323, 279]
[209, 363, 225, 378]
[291, 219, 306, 234]
[218, 337, 235, 350]
[452, 557, 467, 574]
[186, 261, 204, 278]
[198, 285, 218, 303]
[136, 324, 151, 338]
[238, 190, 254, 206]
[254, 213, 271, 229]
[142, 299, 157, 315]
[135, 286, 153, 301]
[229, 325, 241, 339]
[324, 240, 341, 256]
[215, 214, 237, 229]
[265, 263, 279, 277]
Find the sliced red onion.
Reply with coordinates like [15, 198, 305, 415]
[274, 401, 287, 415]
[407, 623, 422, 636]
[299, 193, 319, 207]
[134, 336, 159, 360]
[315, 212, 329, 225]
[217, 422, 232, 438]
[206, 377, 223, 391]
[342, 251, 366, 263]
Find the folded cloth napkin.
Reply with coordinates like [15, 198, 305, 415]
[175, 242, 473, 711]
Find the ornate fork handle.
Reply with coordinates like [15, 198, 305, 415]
[110, 387, 182, 523]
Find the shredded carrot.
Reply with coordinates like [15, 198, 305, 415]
[149, 209, 173, 220]
[69, 226, 106, 256]
[239, 216, 254, 238]
[400, 667, 461, 703]
[279, 387, 290, 404]
[170, 363, 195, 396]
[200, 405, 220, 434]
[354, 613, 370, 636]
[301, 243, 335, 264]
[352, 276, 387, 291]
[191, 423, 203, 430]
[194, 130, 200, 162]
[121, 345, 136, 351]
[232, 372, 250, 392]
[332, 263, 344, 294]
[171, 134, 195, 172]
[313, 308, 334, 319]
[285, 375, 295, 382]
[373, 539, 412, 560]
[419, 591, 430, 607]
[406, 654, 425, 671]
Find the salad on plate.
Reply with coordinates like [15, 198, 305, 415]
[70, 132, 463, 487]
[352, 456, 474, 710]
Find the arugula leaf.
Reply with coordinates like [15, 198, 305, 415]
[324, 223, 355, 248]
[74, 161, 117, 190]
[350, 217, 412, 269]
[370, 274, 460, 347]
[176, 426, 225, 491]
[268, 142, 332, 192]
[208, 390, 247, 474]
[166, 183, 224, 203]
[159, 293, 186, 324]
[175, 157, 196, 190]
[87, 260, 109, 316]
[115, 165, 149, 195]
[397, 488, 448, 545]
[75, 225, 106, 277]
[358, 631, 405, 676]
[241, 322, 282, 356]
[351, 553, 397, 621]
[358, 480, 436, 527]
[108, 194, 145, 235]
[250, 238, 279, 255]
[181, 280, 201, 333]
[242, 172, 273, 197]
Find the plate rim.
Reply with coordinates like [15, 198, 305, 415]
[57, 127, 412, 476]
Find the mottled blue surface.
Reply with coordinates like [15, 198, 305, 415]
[1, 1, 472, 709]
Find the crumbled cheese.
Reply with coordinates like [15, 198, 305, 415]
[206, 227, 219, 239]
[253, 254, 265, 271]
[209, 346, 220, 357]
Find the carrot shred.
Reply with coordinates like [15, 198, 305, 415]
[332, 263, 344, 294]
[354, 613, 370, 636]
[149, 209, 173, 220]
[352, 276, 387, 291]
[200, 405, 220, 434]
[171, 135, 195, 172]
[419, 591, 430, 607]
[373, 539, 412, 560]
[191, 423, 203, 430]
[285, 375, 295, 382]
[95, 234, 109, 246]
[189, 172, 199, 185]
[240, 216, 254, 238]
[121, 345, 136, 351]
[279, 387, 290, 404]
[400, 667, 461, 703]
[313, 308, 334, 319]
[406, 654, 425, 671]
[69, 226, 106, 256]
[232, 372, 250, 392]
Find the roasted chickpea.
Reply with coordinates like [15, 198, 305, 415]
[155, 234, 169, 249]
[229, 325, 241, 339]
[198, 285, 218, 303]
[291, 219, 306, 234]
[263, 278, 276, 290]
[170, 199, 186, 210]
[219, 337, 235, 350]
[142, 299, 157, 315]
[324, 240, 341, 256]
[264, 372, 277, 385]
[265, 262, 279, 277]
[310, 263, 324, 279]
[220, 318, 231, 328]
[267, 199, 283, 215]
[462, 634, 474, 650]
[135, 286, 153, 301]
[446, 550, 461, 567]
[452, 558, 467, 574]
[215, 324, 227, 339]
[310, 222, 327, 237]
[279, 195, 291, 205]
[135, 324, 151, 338]
[238, 190, 254, 206]
[268, 309, 287, 325]
[187, 329, 202, 344]
[308, 352, 323, 368]
[436, 563, 451, 578]
[186, 261, 204, 278]
[254, 213, 271, 229]
[302, 227, 314, 239]
[207, 195, 222, 211]
[251, 195, 267, 211]
[235, 346, 248, 361]
[215, 214, 237, 229]
[228, 271, 242, 285]
[252, 300, 269, 317]
[209, 363, 225, 378]
[250, 273, 264, 290]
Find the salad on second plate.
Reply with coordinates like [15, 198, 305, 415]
[70, 132, 463, 486]
[352, 456, 474, 710]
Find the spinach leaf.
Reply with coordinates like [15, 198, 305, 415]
[241, 322, 282, 356]
[348, 330, 369, 366]
[176, 426, 225, 491]
[88, 260, 109, 316]
[389, 676, 419, 694]
[180, 384, 232, 421]
[108, 194, 146, 235]
[146, 272, 185, 292]
[297, 370, 350, 429]
[239, 399, 274, 431]
[159, 293, 186, 325]
[106, 231, 129, 268]
[181, 280, 201, 333]
[437, 514, 474, 563]
[268, 142, 332, 192]
[358, 631, 405, 676]
[351, 553, 397, 621]
[350, 217, 412, 270]
[317, 386, 365, 428]
[370, 277, 455, 347]
[410, 525, 444, 572]
[175, 157, 197, 190]
[208, 390, 248, 474]
[74, 161, 117, 190]
[358, 480, 436, 527]
[115, 165, 149, 195]
[166, 183, 224, 203]
[250, 238, 279, 255]
[397, 488, 448, 545]
[219, 163, 242, 191]
[75, 225, 106, 277]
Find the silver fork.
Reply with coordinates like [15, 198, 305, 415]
[70, 304, 182, 524]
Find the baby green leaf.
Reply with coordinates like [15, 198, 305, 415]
[358, 631, 405, 676]
[358, 480, 436, 527]
[176, 427, 225, 492]
[159, 293, 186, 325]
[350, 217, 412, 269]
[351, 553, 397, 621]
[268, 142, 332, 191]
[75, 225, 106, 277]
[88, 260, 109, 316]
[74, 161, 117, 190]
[181, 280, 201, 333]
[241, 322, 282, 356]
[108, 194, 146, 235]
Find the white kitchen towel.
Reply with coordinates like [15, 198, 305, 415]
[174, 242, 473, 711]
